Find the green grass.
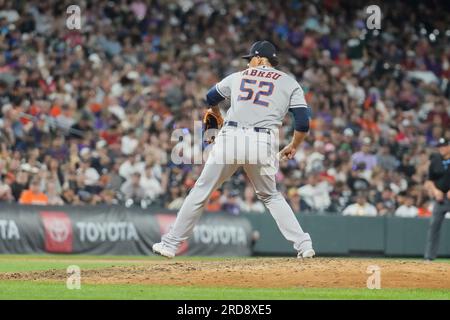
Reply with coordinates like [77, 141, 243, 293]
[0, 254, 248, 273]
[0, 255, 449, 300]
[0, 281, 448, 300]
[0, 255, 143, 272]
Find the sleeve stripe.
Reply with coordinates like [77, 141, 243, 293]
[289, 104, 308, 107]
[215, 84, 227, 98]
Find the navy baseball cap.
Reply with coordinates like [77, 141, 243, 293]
[242, 40, 279, 66]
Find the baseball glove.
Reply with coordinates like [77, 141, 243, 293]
[203, 108, 224, 144]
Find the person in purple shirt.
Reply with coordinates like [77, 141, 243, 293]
[351, 137, 378, 171]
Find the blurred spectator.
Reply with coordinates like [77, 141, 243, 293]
[105, 162, 124, 192]
[418, 201, 433, 217]
[0, 173, 13, 202]
[377, 145, 399, 172]
[206, 190, 222, 212]
[343, 193, 378, 217]
[239, 186, 265, 214]
[19, 178, 48, 205]
[46, 180, 64, 205]
[347, 163, 371, 193]
[120, 172, 146, 204]
[297, 174, 332, 212]
[222, 190, 241, 216]
[140, 165, 163, 202]
[330, 181, 352, 213]
[351, 138, 377, 172]
[119, 154, 145, 180]
[287, 187, 301, 214]
[11, 170, 29, 201]
[166, 184, 185, 210]
[121, 130, 139, 155]
[99, 189, 119, 205]
[61, 188, 82, 205]
[77, 159, 100, 188]
[395, 195, 418, 218]
[374, 188, 397, 216]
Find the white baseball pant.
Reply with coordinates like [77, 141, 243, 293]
[162, 126, 312, 253]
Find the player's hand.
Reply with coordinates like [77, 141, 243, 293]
[433, 189, 444, 202]
[278, 143, 297, 161]
[447, 190, 450, 200]
[203, 108, 224, 144]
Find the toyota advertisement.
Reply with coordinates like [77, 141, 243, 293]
[0, 205, 253, 256]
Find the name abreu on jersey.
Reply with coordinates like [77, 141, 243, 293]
[241, 68, 282, 80]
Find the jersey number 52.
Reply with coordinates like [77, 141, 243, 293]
[238, 79, 274, 107]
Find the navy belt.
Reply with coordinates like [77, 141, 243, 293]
[224, 121, 271, 134]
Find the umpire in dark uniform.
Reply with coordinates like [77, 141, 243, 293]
[424, 137, 450, 261]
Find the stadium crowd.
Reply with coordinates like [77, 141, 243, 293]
[0, 0, 449, 217]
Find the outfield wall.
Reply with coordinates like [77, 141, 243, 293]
[246, 213, 450, 257]
[0, 204, 449, 257]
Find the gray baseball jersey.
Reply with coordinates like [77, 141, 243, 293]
[215, 65, 308, 129]
[159, 65, 313, 257]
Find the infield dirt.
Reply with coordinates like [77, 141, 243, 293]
[1, 258, 449, 289]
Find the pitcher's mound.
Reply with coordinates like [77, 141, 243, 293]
[2, 258, 449, 289]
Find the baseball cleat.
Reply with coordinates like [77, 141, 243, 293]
[298, 248, 315, 259]
[152, 242, 176, 258]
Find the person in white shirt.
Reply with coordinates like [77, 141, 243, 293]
[121, 130, 139, 155]
[395, 195, 418, 218]
[297, 174, 332, 212]
[119, 154, 145, 180]
[120, 172, 146, 202]
[140, 165, 163, 201]
[77, 159, 100, 186]
[343, 193, 378, 216]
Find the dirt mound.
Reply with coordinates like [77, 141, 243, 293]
[1, 258, 449, 289]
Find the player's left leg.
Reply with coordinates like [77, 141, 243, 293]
[243, 163, 314, 258]
[424, 199, 449, 260]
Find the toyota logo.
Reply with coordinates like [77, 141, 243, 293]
[48, 219, 70, 243]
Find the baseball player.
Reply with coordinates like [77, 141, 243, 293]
[153, 40, 315, 258]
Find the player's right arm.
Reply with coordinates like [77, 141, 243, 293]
[279, 84, 311, 160]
